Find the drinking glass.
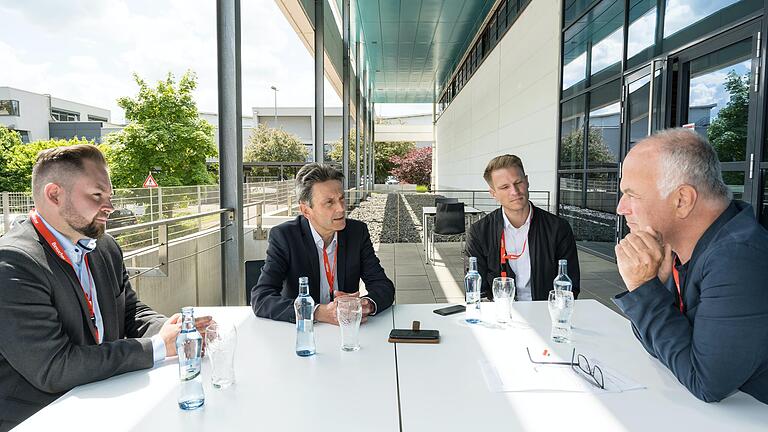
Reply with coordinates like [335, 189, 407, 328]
[548, 289, 574, 343]
[337, 297, 363, 351]
[492, 277, 515, 323]
[205, 321, 237, 388]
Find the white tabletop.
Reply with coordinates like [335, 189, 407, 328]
[14, 307, 400, 432]
[422, 206, 482, 215]
[393, 301, 768, 431]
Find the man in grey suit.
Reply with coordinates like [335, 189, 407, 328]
[613, 128, 768, 404]
[0, 145, 209, 430]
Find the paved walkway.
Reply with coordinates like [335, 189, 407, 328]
[375, 242, 626, 317]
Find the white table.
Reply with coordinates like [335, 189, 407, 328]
[422, 205, 484, 263]
[14, 307, 399, 432]
[16, 302, 768, 431]
[393, 301, 768, 431]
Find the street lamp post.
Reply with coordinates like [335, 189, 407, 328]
[270, 85, 278, 127]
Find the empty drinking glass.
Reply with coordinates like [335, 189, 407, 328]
[337, 297, 363, 351]
[548, 289, 574, 343]
[492, 277, 515, 323]
[205, 322, 237, 388]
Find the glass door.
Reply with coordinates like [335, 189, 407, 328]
[669, 21, 761, 205]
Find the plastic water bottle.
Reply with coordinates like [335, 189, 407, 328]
[553, 259, 573, 292]
[465, 257, 482, 323]
[177, 306, 204, 410]
[294, 277, 316, 356]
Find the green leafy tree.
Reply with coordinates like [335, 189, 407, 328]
[0, 126, 23, 191]
[244, 124, 308, 179]
[102, 71, 217, 188]
[0, 135, 95, 192]
[560, 126, 614, 169]
[708, 70, 749, 163]
[329, 130, 415, 183]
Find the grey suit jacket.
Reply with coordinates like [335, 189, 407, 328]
[0, 219, 167, 431]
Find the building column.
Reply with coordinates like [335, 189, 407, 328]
[341, 0, 350, 189]
[314, 0, 324, 163]
[216, 0, 244, 306]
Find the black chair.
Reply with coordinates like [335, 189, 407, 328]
[245, 259, 266, 305]
[430, 202, 466, 264]
[434, 197, 459, 206]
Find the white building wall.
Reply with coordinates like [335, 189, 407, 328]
[434, 0, 561, 200]
[51, 97, 111, 122]
[0, 87, 51, 141]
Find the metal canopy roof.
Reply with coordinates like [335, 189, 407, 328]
[355, 0, 494, 103]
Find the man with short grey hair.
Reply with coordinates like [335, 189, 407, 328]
[613, 128, 768, 404]
[251, 163, 395, 323]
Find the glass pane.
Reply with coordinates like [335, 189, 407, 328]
[578, 172, 618, 256]
[628, 74, 651, 149]
[722, 171, 745, 200]
[564, 0, 595, 28]
[687, 39, 751, 163]
[559, 173, 584, 207]
[664, 0, 741, 38]
[591, 27, 623, 77]
[588, 80, 621, 169]
[560, 95, 587, 170]
[627, 1, 656, 61]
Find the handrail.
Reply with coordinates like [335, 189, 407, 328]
[106, 208, 233, 236]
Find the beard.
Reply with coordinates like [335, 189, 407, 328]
[62, 200, 107, 239]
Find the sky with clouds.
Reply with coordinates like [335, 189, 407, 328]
[0, 0, 429, 124]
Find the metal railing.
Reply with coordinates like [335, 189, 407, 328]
[417, 189, 551, 213]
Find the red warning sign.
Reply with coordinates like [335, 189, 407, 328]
[143, 172, 158, 188]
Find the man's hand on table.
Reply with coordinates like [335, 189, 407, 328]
[615, 227, 673, 292]
[159, 314, 215, 357]
[314, 291, 374, 325]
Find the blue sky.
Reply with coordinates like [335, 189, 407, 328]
[0, 0, 429, 123]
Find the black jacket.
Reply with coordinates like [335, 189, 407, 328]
[0, 219, 166, 431]
[465, 203, 580, 300]
[251, 216, 395, 322]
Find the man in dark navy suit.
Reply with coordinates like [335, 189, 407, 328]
[251, 163, 394, 324]
[613, 128, 768, 404]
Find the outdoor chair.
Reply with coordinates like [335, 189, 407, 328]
[429, 202, 466, 264]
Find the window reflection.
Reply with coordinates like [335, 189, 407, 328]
[563, 52, 587, 90]
[664, 0, 741, 38]
[628, 6, 656, 59]
[560, 95, 587, 169]
[591, 28, 623, 76]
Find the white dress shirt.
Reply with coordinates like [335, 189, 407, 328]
[308, 222, 338, 305]
[501, 202, 533, 301]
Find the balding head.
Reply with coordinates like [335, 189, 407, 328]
[632, 128, 731, 204]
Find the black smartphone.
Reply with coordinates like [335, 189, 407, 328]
[433, 304, 466, 316]
[388, 328, 440, 341]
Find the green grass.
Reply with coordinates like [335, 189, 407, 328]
[416, 185, 429, 192]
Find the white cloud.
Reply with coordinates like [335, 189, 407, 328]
[0, 0, 347, 124]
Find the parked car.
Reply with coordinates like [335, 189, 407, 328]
[386, 176, 399, 185]
[107, 208, 138, 230]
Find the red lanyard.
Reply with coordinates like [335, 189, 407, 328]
[672, 259, 684, 313]
[500, 231, 527, 278]
[322, 245, 338, 300]
[30, 210, 100, 342]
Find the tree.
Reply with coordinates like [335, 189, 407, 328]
[102, 71, 217, 188]
[0, 134, 95, 192]
[0, 126, 23, 191]
[329, 130, 415, 183]
[708, 70, 749, 163]
[559, 126, 615, 169]
[391, 147, 432, 186]
[244, 124, 308, 179]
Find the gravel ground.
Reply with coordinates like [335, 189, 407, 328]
[348, 193, 467, 244]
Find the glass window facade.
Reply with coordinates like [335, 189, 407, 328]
[558, 0, 768, 258]
[0, 100, 20, 116]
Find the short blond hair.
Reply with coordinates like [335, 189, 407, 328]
[483, 154, 525, 186]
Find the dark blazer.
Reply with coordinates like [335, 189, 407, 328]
[251, 216, 395, 323]
[0, 219, 166, 431]
[614, 201, 768, 404]
[465, 203, 580, 300]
